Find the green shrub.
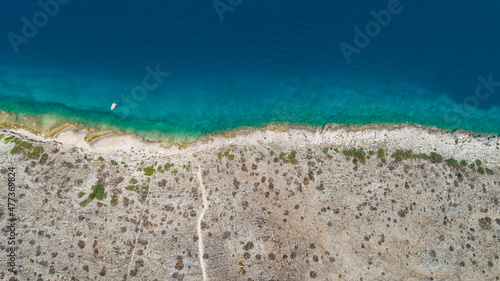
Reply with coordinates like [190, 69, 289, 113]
[97, 156, 104, 161]
[110, 160, 118, 165]
[164, 163, 174, 171]
[430, 152, 443, 162]
[343, 148, 366, 163]
[460, 160, 467, 166]
[88, 180, 106, 200]
[80, 198, 89, 207]
[391, 149, 414, 161]
[129, 178, 138, 184]
[477, 167, 485, 174]
[475, 160, 482, 166]
[144, 165, 155, 176]
[419, 153, 431, 160]
[445, 158, 460, 167]
[377, 149, 385, 158]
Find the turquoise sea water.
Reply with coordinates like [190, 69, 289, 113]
[1, 1, 499, 141]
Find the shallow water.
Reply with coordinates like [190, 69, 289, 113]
[1, 1, 499, 140]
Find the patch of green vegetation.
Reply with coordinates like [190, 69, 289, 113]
[270, 150, 275, 156]
[485, 168, 494, 175]
[377, 149, 385, 158]
[3, 135, 15, 144]
[182, 161, 191, 170]
[445, 158, 460, 167]
[110, 160, 118, 166]
[97, 156, 104, 161]
[0, 134, 4, 140]
[129, 178, 138, 184]
[469, 163, 476, 169]
[7, 137, 45, 159]
[164, 163, 174, 171]
[80, 198, 89, 207]
[475, 160, 482, 166]
[88, 180, 106, 201]
[125, 185, 136, 191]
[240, 150, 244, 157]
[218, 152, 222, 160]
[143, 165, 155, 176]
[97, 202, 103, 207]
[391, 149, 415, 161]
[322, 148, 332, 158]
[343, 148, 367, 163]
[228, 154, 235, 160]
[477, 167, 485, 174]
[78, 192, 86, 198]
[142, 185, 150, 191]
[277, 151, 298, 164]
[430, 152, 443, 163]
[454, 180, 459, 187]
[334, 148, 339, 153]
[110, 198, 118, 206]
[460, 160, 467, 166]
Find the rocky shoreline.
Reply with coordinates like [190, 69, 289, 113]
[0, 125, 499, 280]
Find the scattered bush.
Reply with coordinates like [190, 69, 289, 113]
[377, 149, 385, 158]
[144, 165, 155, 176]
[164, 163, 174, 171]
[343, 148, 366, 163]
[391, 149, 414, 161]
[445, 158, 460, 167]
[430, 152, 443, 162]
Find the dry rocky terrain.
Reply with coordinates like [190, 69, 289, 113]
[0, 128, 499, 280]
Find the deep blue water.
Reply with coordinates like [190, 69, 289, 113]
[0, 0, 499, 140]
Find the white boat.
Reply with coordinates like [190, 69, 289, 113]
[111, 103, 117, 110]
